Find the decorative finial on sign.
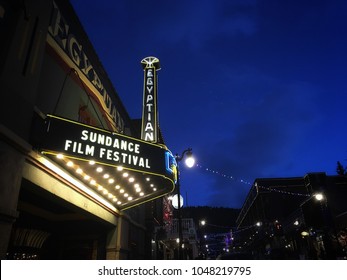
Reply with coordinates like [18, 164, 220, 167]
[141, 56, 161, 70]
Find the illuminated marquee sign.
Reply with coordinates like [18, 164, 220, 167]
[38, 115, 177, 209]
[141, 57, 160, 143]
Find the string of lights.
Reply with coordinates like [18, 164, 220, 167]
[231, 225, 255, 234]
[195, 163, 252, 185]
[203, 223, 234, 229]
[257, 185, 310, 197]
[195, 163, 310, 198]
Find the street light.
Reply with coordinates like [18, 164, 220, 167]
[176, 148, 195, 167]
[175, 148, 195, 259]
[300, 191, 337, 258]
[300, 192, 326, 207]
[255, 221, 262, 227]
[198, 220, 206, 258]
[313, 192, 324, 201]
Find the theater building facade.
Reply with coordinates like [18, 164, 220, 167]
[0, 0, 176, 259]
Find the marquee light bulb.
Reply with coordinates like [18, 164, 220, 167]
[76, 168, 83, 174]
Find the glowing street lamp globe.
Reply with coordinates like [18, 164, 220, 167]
[177, 148, 195, 168]
[172, 194, 184, 209]
[314, 193, 324, 201]
[185, 156, 195, 168]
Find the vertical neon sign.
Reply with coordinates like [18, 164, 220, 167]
[141, 57, 160, 143]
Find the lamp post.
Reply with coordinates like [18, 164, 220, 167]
[198, 220, 206, 258]
[175, 148, 195, 259]
[300, 192, 337, 259]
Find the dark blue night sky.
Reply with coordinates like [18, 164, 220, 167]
[70, 0, 347, 208]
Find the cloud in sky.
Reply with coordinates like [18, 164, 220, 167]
[176, 72, 328, 207]
[158, 0, 258, 48]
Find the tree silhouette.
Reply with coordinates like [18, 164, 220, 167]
[336, 161, 347, 175]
